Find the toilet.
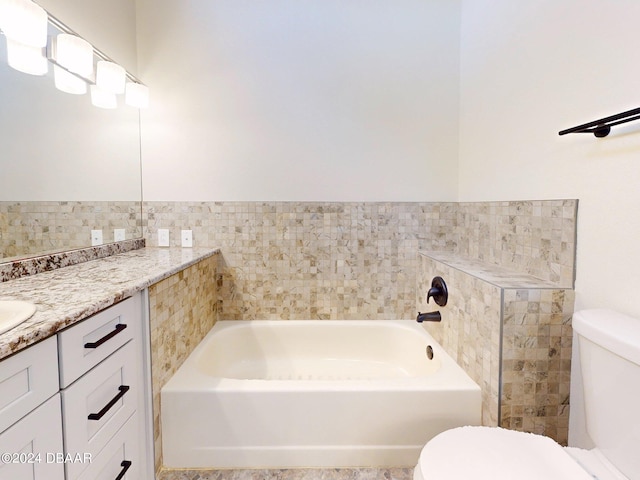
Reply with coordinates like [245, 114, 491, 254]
[413, 309, 640, 480]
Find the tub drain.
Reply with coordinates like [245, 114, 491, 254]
[426, 345, 434, 360]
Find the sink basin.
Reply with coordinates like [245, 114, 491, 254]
[0, 301, 37, 335]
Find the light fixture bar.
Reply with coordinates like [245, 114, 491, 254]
[46, 11, 146, 87]
[2, 6, 148, 107]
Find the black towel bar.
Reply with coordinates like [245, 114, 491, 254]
[559, 106, 640, 138]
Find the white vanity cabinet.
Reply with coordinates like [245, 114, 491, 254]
[0, 291, 153, 480]
[0, 336, 64, 480]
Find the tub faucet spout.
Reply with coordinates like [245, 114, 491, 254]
[416, 311, 441, 323]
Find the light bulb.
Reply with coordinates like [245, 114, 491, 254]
[55, 33, 93, 77]
[96, 60, 126, 94]
[5, 37, 47, 75]
[0, 0, 48, 47]
[54, 65, 87, 94]
[90, 84, 117, 109]
[125, 82, 149, 109]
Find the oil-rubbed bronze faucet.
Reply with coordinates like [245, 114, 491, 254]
[416, 311, 441, 322]
[426, 276, 448, 306]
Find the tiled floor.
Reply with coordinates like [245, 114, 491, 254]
[157, 468, 414, 480]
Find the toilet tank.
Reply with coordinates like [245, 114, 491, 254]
[572, 309, 640, 480]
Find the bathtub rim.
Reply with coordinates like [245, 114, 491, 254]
[162, 319, 481, 393]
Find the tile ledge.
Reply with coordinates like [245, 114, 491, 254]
[419, 250, 571, 290]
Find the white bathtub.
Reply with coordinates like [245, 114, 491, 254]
[161, 320, 481, 468]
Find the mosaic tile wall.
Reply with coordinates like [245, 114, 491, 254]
[501, 288, 574, 443]
[0, 201, 142, 261]
[417, 254, 502, 427]
[145, 202, 457, 320]
[417, 252, 574, 444]
[143, 200, 576, 320]
[453, 200, 577, 287]
[148, 253, 219, 474]
[1, 198, 576, 312]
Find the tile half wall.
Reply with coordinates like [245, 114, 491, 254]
[144, 200, 576, 320]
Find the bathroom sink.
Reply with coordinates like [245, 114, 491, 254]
[0, 301, 37, 335]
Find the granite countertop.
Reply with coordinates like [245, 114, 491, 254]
[419, 250, 562, 289]
[0, 247, 219, 360]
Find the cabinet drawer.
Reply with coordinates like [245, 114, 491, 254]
[0, 393, 65, 480]
[58, 295, 140, 388]
[75, 412, 140, 480]
[0, 336, 59, 433]
[62, 341, 138, 479]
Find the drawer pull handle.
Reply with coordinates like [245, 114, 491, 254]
[88, 385, 130, 421]
[115, 460, 132, 480]
[84, 324, 127, 349]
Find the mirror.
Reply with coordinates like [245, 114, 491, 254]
[0, 23, 143, 263]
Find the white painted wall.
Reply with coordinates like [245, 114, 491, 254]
[136, 0, 461, 201]
[458, 0, 640, 317]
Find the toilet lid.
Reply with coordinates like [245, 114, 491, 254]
[417, 426, 594, 480]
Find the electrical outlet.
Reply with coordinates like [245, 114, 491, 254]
[181, 229, 193, 248]
[158, 229, 170, 247]
[91, 229, 103, 246]
[114, 229, 126, 242]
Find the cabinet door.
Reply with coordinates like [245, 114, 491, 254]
[0, 394, 65, 480]
[0, 336, 59, 433]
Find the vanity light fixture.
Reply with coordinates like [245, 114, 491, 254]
[1, 3, 150, 109]
[96, 60, 126, 94]
[54, 33, 93, 77]
[0, 0, 48, 75]
[125, 82, 149, 109]
[90, 84, 117, 109]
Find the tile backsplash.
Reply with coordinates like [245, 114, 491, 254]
[144, 200, 576, 320]
[145, 202, 454, 319]
[3, 200, 575, 309]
